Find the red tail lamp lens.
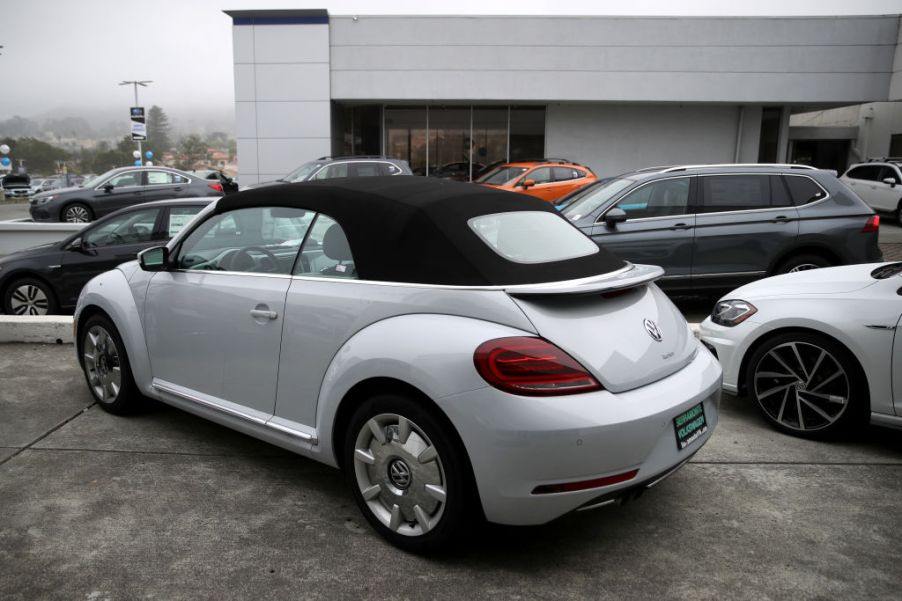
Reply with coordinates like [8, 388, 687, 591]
[208, 182, 224, 192]
[532, 469, 639, 494]
[862, 215, 879, 233]
[474, 336, 602, 396]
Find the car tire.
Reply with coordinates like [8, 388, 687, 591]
[746, 332, 868, 439]
[895, 201, 902, 226]
[2, 277, 58, 315]
[775, 253, 832, 274]
[61, 202, 93, 223]
[343, 393, 472, 553]
[79, 314, 141, 414]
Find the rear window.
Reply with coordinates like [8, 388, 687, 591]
[469, 211, 599, 264]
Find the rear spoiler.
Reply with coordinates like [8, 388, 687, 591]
[504, 263, 664, 296]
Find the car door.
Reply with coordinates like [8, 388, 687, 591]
[589, 176, 696, 283]
[691, 174, 799, 290]
[143, 206, 312, 417]
[94, 171, 145, 216]
[518, 167, 557, 201]
[143, 170, 189, 202]
[843, 165, 894, 211]
[58, 206, 163, 307]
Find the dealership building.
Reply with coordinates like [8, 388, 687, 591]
[226, 9, 902, 184]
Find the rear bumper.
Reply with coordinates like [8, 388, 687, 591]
[436, 343, 722, 525]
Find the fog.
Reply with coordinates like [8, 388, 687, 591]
[0, 0, 898, 135]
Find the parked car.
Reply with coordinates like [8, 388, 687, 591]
[3, 173, 32, 200]
[190, 169, 239, 194]
[247, 156, 411, 189]
[476, 158, 597, 202]
[561, 164, 882, 294]
[428, 161, 485, 181]
[29, 166, 223, 223]
[699, 262, 902, 438]
[839, 159, 902, 223]
[74, 177, 720, 552]
[0, 199, 211, 315]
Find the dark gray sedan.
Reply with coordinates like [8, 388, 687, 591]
[29, 166, 223, 223]
[561, 164, 882, 293]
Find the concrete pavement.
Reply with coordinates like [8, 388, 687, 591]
[1, 343, 900, 600]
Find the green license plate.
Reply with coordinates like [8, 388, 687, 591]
[673, 403, 708, 450]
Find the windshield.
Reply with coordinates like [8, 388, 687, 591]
[81, 168, 120, 189]
[561, 177, 636, 221]
[283, 161, 325, 182]
[476, 166, 528, 185]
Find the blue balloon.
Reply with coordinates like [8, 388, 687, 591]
[0, 157, 10, 166]
[134, 159, 142, 166]
[145, 150, 153, 159]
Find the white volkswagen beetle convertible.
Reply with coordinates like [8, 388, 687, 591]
[75, 177, 721, 552]
[700, 263, 902, 439]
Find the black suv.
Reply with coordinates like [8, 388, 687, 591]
[561, 164, 881, 292]
[247, 156, 411, 189]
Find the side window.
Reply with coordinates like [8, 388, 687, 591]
[172, 174, 190, 184]
[615, 177, 690, 219]
[83, 208, 160, 248]
[163, 206, 206, 239]
[846, 166, 881, 181]
[107, 172, 141, 188]
[552, 167, 582, 182]
[348, 162, 381, 177]
[879, 166, 901, 184]
[525, 167, 553, 185]
[312, 163, 348, 180]
[700, 175, 770, 213]
[177, 207, 312, 274]
[146, 171, 174, 185]
[769, 175, 793, 207]
[783, 176, 827, 206]
[381, 163, 403, 176]
[294, 214, 357, 279]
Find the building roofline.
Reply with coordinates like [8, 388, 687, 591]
[223, 9, 328, 25]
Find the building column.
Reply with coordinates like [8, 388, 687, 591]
[776, 105, 791, 163]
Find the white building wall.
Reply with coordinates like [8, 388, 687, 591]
[546, 104, 762, 177]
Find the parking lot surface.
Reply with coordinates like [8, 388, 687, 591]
[1, 343, 900, 600]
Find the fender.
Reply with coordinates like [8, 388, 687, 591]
[74, 262, 155, 394]
[311, 313, 536, 466]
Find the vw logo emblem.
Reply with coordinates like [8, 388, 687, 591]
[388, 458, 412, 490]
[644, 319, 663, 342]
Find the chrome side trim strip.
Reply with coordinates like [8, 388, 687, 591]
[692, 270, 766, 279]
[151, 381, 317, 444]
[865, 324, 896, 330]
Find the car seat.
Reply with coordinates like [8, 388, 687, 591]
[319, 223, 356, 278]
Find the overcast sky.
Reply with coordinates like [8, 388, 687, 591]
[1, 0, 900, 126]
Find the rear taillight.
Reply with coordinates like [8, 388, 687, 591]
[862, 215, 880, 233]
[208, 183, 224, 192]
[474, 336, 602, 396]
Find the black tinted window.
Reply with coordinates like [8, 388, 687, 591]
[846, 166, 881, 181]
[770, 175, 792, 207]
[879, 166, 901, 184]
[783, 175, 827, 206]
[700, 175, 770, 213]
[552, 167, 583, 182]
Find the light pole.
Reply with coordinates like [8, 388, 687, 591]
[119, 80, 152, 160]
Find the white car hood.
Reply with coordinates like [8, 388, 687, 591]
[724, 263, 887, 300]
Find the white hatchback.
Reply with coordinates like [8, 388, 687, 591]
[840, 161, 902, 223]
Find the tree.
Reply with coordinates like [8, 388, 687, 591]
[0, 137, 69, 174]
[176, 134, 207, 170]
[85, 136, 137, 173]
[145, 105, 172, 159]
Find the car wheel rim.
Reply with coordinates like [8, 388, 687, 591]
[65, 206, 89, 222]
[83, 325, 122, 403]
[353, 413, 447, 537]
[788, 263, 821, 272]
[753, 341, 849, 431]
[9, 284, 49, 315]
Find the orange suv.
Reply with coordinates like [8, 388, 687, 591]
[475, 158, 597, 202]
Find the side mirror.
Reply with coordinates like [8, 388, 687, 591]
[603, 207, 629, 227]
[520, 179, 536, 190]
[138, 246, 169, 272]
[882, 177, 897, 188]
[67, 237, 84, 251]
[103, 184, 114, 193]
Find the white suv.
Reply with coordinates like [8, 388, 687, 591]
[840, 160, 902, 222]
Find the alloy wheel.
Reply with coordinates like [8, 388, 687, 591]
[788, 263, 821, 273]
[64, 205, 90, 222]
[9, 284, 49, 315]
[353, 413, 447, 537]
[82, 325, 123, 403]
[753, 341, 849, 432]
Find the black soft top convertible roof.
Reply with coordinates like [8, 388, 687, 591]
[216, 177, 626, 286]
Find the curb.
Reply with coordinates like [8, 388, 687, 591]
[0, 316, 74, 344]
[1, 316, 699, 345]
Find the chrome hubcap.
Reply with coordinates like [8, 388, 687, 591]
[754, 341, 849, 431]
[353, 413, 446, 537]
[83, 325, 122, 403]
[65, 206, 90, 222]
[789, 263, 821, 272]
[9, 284, 49, 315]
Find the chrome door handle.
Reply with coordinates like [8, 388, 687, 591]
[250, 309, 278, 320]
[670, 222, 692, 230]
[772, 215, 790, 223]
